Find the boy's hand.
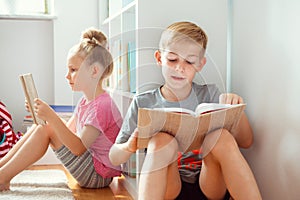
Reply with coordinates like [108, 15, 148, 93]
[126, 129, 138, 153]
[34, 98, 55, 121]
[219, 93, 244, 105]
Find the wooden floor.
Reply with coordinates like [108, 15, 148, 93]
[28, 164, 133, 200]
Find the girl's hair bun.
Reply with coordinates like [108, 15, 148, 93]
[70, 27, 113, 81]
[81, 27, 107, 48]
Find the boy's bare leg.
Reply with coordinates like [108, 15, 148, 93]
[138, 133, 181, 200]
[200, 129, 262, 200]
[0, 124, 37, 168]
[164, 161, 182, 199]
[0, 124, 62, 191]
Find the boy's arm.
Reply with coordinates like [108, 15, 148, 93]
[109, 130, 138, 166]
[219, 93, 254, 148]
[110, 96, 140, 166]
[231, 113, 253, 148]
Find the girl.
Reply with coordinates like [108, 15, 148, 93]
[0, 28, 122, 191]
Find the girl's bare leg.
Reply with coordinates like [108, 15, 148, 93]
[0, 124, 62, 191]
[200, 129, 262, 200]
[0, 124, 37, 168]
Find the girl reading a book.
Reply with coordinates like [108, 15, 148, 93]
[0, 28, 122, 191]
[109, 21, 262, 199]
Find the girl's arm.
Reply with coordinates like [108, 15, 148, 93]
[34, 98, 88, 155]
[109, 130, 138, 166]
[65, 111, 101, 150]
[49, 114, 88, 155]
[219, 93, 253, 148]
[66, 115, 76, 133]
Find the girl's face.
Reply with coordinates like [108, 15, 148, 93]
[155, 40, 206, 90]
[65, 52, 90, 92]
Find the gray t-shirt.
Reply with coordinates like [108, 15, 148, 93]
[116, 82, 221, 183]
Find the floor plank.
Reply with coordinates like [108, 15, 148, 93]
[28, 164, 133, 200]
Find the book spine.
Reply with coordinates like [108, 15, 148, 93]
[127, 41, 136, 93]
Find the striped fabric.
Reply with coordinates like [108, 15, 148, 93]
[0, 101, 20, 158]
[54, 145, 112, 188]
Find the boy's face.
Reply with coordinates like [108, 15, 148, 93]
[155, 40, 206, 90]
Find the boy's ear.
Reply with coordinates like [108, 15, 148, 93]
[196, 57, 206, 72]
[154, 50, 162, 66]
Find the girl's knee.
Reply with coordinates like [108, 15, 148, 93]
[33, 124, 46, 135]
[33, 124, 56, 143]
[34, 124, 51, 135]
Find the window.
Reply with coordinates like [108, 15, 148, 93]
[0, 0, 53, 15]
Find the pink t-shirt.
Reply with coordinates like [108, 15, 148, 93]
[74, 92, 122, 178]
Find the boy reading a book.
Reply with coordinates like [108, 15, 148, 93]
[109, 21, 262, 199]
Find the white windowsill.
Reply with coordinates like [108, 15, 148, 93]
[0, 14, 57, 20]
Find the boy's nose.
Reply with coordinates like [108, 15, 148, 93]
[175, 63, 184, 72]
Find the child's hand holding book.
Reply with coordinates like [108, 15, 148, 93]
[20, 73, 45, 125]
[219, 93, 244, 105]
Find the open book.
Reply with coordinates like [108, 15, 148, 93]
[19, 73, 45, 125]
[137, 103, 246, 152]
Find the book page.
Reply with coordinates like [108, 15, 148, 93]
[195, 103, 245, 116]
[153, 107, 196, 116]
[20, 73, 45, 125]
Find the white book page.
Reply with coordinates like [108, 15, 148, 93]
[152, 107, 196, 116]
[195, 103, 242, 116]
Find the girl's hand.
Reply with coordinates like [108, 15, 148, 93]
[34, 98, 55, 121]
[25, 99, 30, 112]
[219, 93, 244, 105]
[126, 129, 138, 153]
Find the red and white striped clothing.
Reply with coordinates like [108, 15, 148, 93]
[0, 101, 20, 158]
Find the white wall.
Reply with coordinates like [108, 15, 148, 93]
[0, 19, 54, 132]
[231, 0, 300, 199]
[53, 0, 98, 105]
[137, 0, 228, 93]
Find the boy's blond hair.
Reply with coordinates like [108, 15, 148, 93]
[69, 27, 113, 80]
[159, 21, 208, 56]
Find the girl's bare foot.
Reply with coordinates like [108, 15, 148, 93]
[0, 182, 10, 191]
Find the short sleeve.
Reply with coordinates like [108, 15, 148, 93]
[207, 84, 221, 103]
[115, 96, 139, 144]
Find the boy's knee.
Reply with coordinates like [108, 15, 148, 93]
[142, 132, 178, 172]
[148, 132, 178, 152]
[211, 129, 239, 156]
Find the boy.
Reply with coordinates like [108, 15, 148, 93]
[109, 21, 262, 200]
